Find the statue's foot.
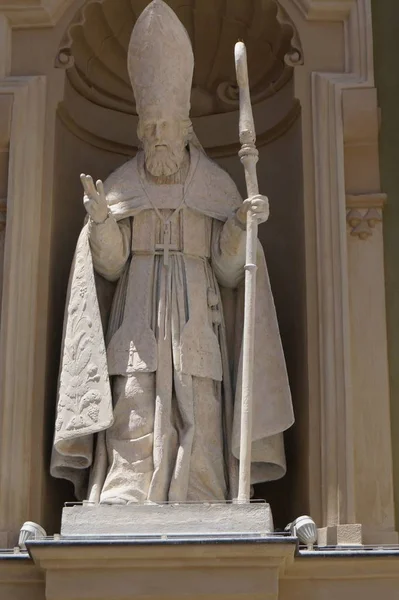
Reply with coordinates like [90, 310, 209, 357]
[100, 497, 128, 505]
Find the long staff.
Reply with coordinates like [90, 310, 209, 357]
[235, 41, 260, 504]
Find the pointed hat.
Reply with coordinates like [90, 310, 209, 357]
[128, 0, 194, 120]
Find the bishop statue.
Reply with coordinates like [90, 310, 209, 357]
[51, 0, 294, 505]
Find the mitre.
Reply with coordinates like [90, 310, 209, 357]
[128, 0, 194, 120]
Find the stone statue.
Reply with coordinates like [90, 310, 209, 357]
[50, 0, 294, 505]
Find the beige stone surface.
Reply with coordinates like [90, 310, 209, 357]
[299, 1, 397, 544]
[0, 0, 395, 546]
[60, 503, 273, 537]
[0, 71, 46, 546]
[0, 559, 44, 600]
[11, 541, 397, 600]
[318, 524, 363, 547]
[29, 540, 296, 600]
[281, 555, 399, 600]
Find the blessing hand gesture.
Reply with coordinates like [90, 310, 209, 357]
[80, 173, 109, 224]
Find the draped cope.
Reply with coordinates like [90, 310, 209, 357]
[51, 145, 294, 501]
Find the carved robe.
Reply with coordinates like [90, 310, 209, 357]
[50, 145, 294, 501]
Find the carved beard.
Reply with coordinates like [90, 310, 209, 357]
[144, 141, 186, 178]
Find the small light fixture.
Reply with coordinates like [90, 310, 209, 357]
[285, 515, 317, 550]
[18, 522, 47, 550]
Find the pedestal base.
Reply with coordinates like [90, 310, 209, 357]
[32, 504, 292, 600]
[27, 537, 297, 600]
[61, 502, 273, 538]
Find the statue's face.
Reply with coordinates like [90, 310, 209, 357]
[138, 117, 187, 177]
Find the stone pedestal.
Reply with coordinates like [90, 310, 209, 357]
[28, 537, 297, 600]
[61, 502, 273, 538]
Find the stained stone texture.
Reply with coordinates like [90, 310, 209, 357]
[61, 503, 273, 537]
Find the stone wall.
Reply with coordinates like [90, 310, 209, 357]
[372, 0, 399, 533]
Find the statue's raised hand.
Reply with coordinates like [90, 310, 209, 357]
[80, 174, 109, 224]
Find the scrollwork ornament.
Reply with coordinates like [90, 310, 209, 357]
[55, 48, 74, 70]
[285, 47, 303, 67]
[276, 5, 304, 67]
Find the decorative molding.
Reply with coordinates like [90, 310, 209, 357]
[0, 75, 46, 543]
[279, 0, 374, 77]
[346, 208, 382, 240]
[291, 0, 354, 20]
[311, 69, 356, 527]
[346, 192, 387, 209]
[306, 0, 381, 534]
[0, 0, 76, 28]
[276, 4, 304, 66]
[306, 0, 396, 543]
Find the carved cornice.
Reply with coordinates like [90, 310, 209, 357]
[57, 99, 301, 159]
[346, 193, 387, 210]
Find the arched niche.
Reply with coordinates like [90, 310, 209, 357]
[49, 0, 306, 528]
[1, 0, 396, 546]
